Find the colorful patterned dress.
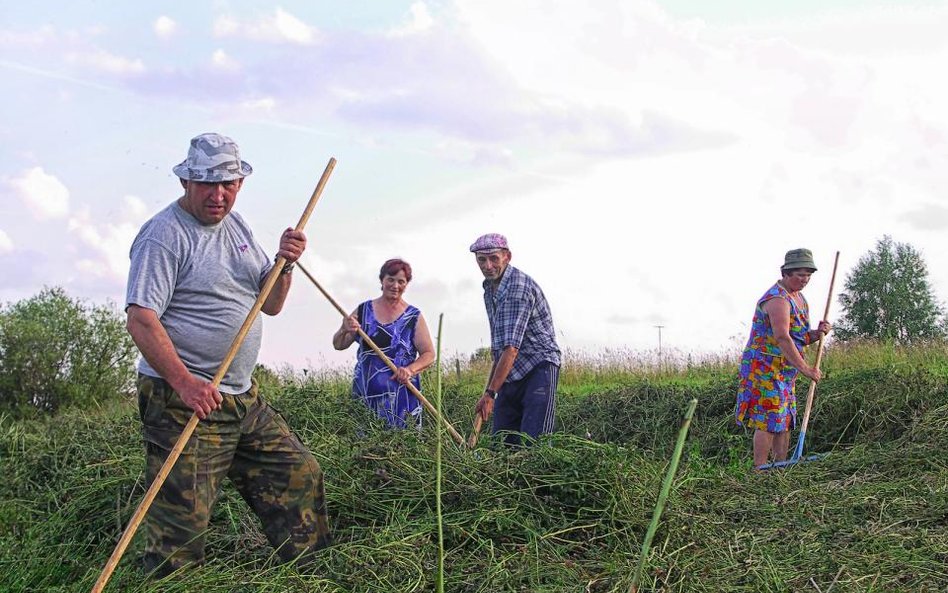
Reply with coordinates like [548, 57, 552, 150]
[735, 283, 812, 432]
[352, 300, 423, 429]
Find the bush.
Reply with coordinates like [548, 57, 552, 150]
[0, 287, 137, 416]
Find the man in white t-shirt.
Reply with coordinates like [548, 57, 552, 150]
[125, 132, 330, 576]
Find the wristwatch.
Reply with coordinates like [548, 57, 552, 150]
[280, 262, 295, 275]
[485, 388, 497, 399]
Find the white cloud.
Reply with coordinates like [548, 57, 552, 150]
[211, 48, 240, 71]
[154, 16, 177, 38]
[65, 48, 145, 75]
[240, 96, 277, 113]
[271, 0, 948, 363]
[9, 167, 70, 220]
[120, 195, 148, 221]
[298, 253, 350, 286]
[213, 8, 319, 45]
[0, 229, 12, 254]
[900, 204, 948, 231]
[213, 16, 238, 37]
[0, 25, 56, 48]
[725, 5, 948, 57]
[66, 196, 147, 282]
[389, 2, 435, 37]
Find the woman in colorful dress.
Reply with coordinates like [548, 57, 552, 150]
[332, 258, 435, 429]
[735, 248, 831, 468]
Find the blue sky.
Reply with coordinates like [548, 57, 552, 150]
[2, 1, 947, 370]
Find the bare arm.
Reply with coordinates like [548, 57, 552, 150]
[262, 272, 292, 316]
[333, 309, 361, 350]
[409, 313, 436, 373]
[393, 312, 436, 385]
[763, 299, 821, 382]
[474, 345, 520, 421]
[262, 228, 306, 316]
[488, 346, 519, 392]
[126, 305, 222, 419]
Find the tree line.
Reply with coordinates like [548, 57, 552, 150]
[0, 236, 944, 416]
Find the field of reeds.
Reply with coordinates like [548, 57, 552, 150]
[1, 342, 946, 592]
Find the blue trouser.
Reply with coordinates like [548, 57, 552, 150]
[492, 361, 559, 446]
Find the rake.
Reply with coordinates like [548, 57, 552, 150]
[760, 250, 839, 470]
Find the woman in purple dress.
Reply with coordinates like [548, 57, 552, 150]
[332, 259, 435, 429]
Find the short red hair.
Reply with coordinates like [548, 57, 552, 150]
[379, 258, 412, 282]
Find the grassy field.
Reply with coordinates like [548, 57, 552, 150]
[1, 342, 946, 592]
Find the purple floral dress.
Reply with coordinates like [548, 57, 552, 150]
[735, 283, 811, 432]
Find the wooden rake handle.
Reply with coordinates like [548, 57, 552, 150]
[295, 262, 466, 447]
[468, 414, 484, 448]
[798, 250, 840, 437]
[90, 158, 337, 593]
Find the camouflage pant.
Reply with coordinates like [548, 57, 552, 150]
[137, 374, 331, 575]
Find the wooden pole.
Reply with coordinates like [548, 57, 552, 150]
[90, 158, 336, 593]
[792, 250, 840, 460]
[294, 262, 466, 447]
[468, 414, 484, 448]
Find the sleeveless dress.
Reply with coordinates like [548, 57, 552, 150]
[352, 300, 423, 429]
[735, 283, 811, 433]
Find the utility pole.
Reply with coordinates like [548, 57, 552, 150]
[654, 325, 665, 366]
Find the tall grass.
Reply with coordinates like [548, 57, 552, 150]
[435, 314, 445, 593]
[630, 398, 697, 593]
[0, 341, 946, 591]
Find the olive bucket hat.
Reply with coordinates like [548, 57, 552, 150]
[172, 132, 253, 182]
[781, 248, 818, 272]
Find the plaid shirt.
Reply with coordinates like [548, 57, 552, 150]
[483, 265, 561, 382]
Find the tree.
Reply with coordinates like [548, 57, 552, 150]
[836, 236, 946, 344]
[0, 287, 137, 415]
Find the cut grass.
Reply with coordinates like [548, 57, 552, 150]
[0, 342, 946, 591]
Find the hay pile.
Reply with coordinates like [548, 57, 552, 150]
[1, 344, 946, 592]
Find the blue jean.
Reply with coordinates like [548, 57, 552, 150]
[492, 361, 559, 446]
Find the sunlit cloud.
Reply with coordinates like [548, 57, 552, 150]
[0, 230, 12, 254]
[154, 16, 177, 39]
[8, 167, 70, 220]
[125, 3, 732, 159]
[213, 8, 319, 45]
[240, 96, 277, 113]
[120, 195, 148, 221]
[0, 25, 56, 48]
[389, 2, 435, 37]
[900, 204, 948, 231]
[211, 49, 240, 71]
[65, 48, 145, 75]
[66, 195, 148, 281]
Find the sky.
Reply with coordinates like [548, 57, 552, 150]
[2, 0, 947, 372]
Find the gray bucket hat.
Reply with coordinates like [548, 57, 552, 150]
[172, 132, 253, 182]
[781, 248, 817, 272]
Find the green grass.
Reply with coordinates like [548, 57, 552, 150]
[1, 342, 946, 591]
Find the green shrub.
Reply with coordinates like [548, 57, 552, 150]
[0, 287, 137, 416]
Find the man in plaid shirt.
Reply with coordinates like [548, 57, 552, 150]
[471, 233, 561, 446]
